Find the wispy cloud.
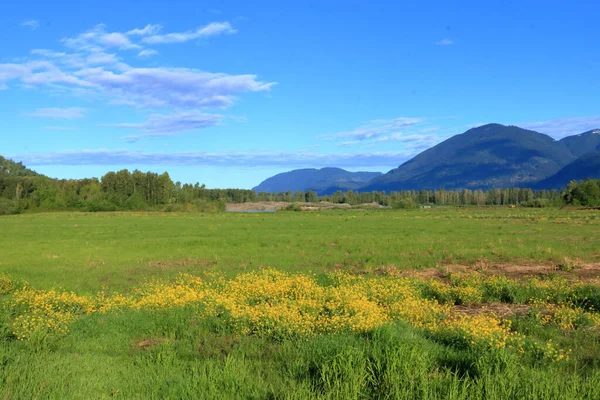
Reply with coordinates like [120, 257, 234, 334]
[326, 117, 423, 141]
[13, 149, 409, 169]
[103, 112, 224, 141]
[61, 24, 137, 51]
[138, 49, 158, 57]
[1, 23, 275, 113]
[21, 20, 40, 30]
[126, 24, 162, 36]
[520, 117, 600, 139]
[24, 107, 86, 119]
[372, 132, 444, 153]
[76, 67, 275, 109]
[435, 39, 454, 46]
[142, 22, 237, 44]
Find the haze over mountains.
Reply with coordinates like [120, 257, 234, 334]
[254, 124, 600, 194]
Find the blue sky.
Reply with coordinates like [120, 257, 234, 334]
[1, 0, 599, 188]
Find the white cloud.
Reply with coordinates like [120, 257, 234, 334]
[98, 32, 139, 49]
[62, 24, 140, 50]
[126, 24, 162, 36]
[74, 67, 275, 109]
[326, 117, 423, 141]
[21, 20, 40, 30]
[435, 39, 454, 46]
[102, 111, 224, 141]
[1, 24, 275, 111]
[143, 22, 237, 44]
[520, 117, 600, 139]
[2, 60, 93, 88]
[86, 51, 119, 65]
[138, 49, 158, 57]
[24, 107, 86, 119]
[13, 149, 410, 169]
[372, 133, 442, 152]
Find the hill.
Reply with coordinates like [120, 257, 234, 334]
[559, 130, 600, 157]
[534, 150, 600, 189]
[361, 124, 576, 191]
[0, 155, 41, 177]
[252, 168, 382, 194]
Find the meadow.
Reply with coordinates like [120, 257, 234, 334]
[1, 208, 600, 399]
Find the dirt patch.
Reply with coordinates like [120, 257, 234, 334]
[300, 206, 320, 211]
[135, 338, 166, 350]
[453, 303, 531, 318]
[226, 202, 291, 211]
[226, 201, 386, 211]
[395, 262, 600, 282]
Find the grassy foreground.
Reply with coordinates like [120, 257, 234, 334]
[1, 208, 600, 399]
[0, 208, 598, 292]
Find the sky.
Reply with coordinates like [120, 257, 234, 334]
[1, 0, 599, 188]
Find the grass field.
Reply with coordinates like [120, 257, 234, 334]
[1, 208, 600, 398]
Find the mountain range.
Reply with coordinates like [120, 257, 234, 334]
[2, 124, 599, 193]
[252, 168, 382, 194]
[254, 124, 600, 193]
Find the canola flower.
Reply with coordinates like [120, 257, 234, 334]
[3, 269, 598, 361]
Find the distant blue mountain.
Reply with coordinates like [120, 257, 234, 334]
[252, 168, 382, 195]
[559, 129, 600, 157]
[253, 125, 600, 193]
[534, 149, 600, 189]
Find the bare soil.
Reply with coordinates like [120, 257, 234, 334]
[453, 303, 532, 318]
[374, 262, 600, 282]
[225, 201, 387, 211]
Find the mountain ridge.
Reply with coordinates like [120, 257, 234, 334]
[253, 124, 599, 193]
[252, 168, 382, 194]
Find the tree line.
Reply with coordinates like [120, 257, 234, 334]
[0, 168, 255, 215]
[1, 163, 598, 215]
[256, 187, 563, 208]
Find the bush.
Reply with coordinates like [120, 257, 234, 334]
[521, 198, 549, 208]
[283, 203, 303, 212]
[391, 198, 417, 209]
[85, 199, 118, 212]
[125, 193, 147, 210]
[0, 198, 20, 215]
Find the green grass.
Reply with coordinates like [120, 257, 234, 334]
[1, 207, 600, 398]
[0, 208, 598, 292]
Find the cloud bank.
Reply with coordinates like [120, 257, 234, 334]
[13, 150, 410, 169]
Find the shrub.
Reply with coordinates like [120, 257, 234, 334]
[0, 198, 19, 215]
[391, 198, 417, 209]
[283, 203, 303, 212]
[85, 199, 118, 212]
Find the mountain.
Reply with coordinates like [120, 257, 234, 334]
[559, 129, 600, 157]
[0, 156, 41, 177]
[252, 168, 382, 194]
[361, 124, 576, 191]
[534, 149, 600, 189]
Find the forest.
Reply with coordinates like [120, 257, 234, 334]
[1, 155, 599, 215]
